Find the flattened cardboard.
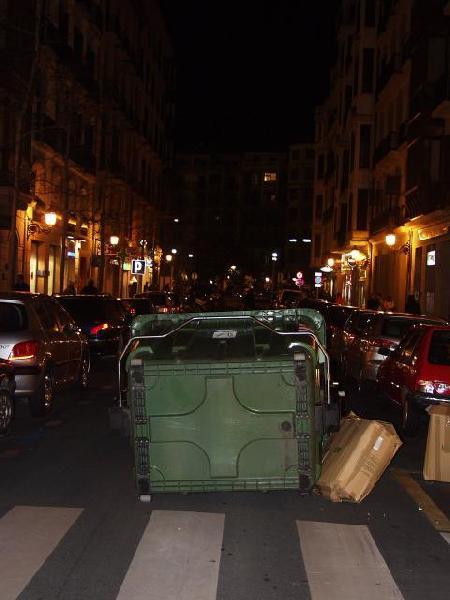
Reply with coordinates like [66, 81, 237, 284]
[316, 413, 402, 502]
[423, 404, 450, 482]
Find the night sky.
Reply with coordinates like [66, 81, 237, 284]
[161, 1, 339, 153]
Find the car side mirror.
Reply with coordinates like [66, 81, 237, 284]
[63, 322, 77, 333]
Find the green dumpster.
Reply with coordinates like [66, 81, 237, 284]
[121, 310, 338, 499]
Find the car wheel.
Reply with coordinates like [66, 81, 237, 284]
[29, 370, 54, 418]
[77, 352, 90, 389]
[401, 395, 419, 437]
[0, 388, 14, 435]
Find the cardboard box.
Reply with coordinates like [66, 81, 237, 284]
[316, 413, 402, 502]
[423, 404, 450, 482]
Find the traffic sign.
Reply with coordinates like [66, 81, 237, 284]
[314, 271, 323, 288]
[131, 259, 146, 275]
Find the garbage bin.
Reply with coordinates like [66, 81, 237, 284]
[121, 310, 338, 499]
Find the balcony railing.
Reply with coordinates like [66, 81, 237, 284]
[405, 183, 450, 219]
[373, 131, 399, 164]
[370, 205, 404, 234]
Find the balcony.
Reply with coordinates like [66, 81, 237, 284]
[370, 205, 405, 234]
[431, 72, 450, 119]
[377, 53, 403, 93]
[373, 131, 400, 164]
[69, 146, 96, 174]
[404, 183, 450, 220]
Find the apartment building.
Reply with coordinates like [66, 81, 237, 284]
[0, 0, 174, 295]
[173, 152, 288, 280]
[313, 0, 450, 318]
[284, 143, 315, 279]
[313, 0, 377, 306]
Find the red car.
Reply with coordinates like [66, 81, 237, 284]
[377, 325, 450, 434]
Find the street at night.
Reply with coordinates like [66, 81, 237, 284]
[0, 360, 448, 600]
[1, 1, 450, 599]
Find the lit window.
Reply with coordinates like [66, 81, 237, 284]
[264, 172, 277, 182]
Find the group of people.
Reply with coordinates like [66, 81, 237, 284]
[366, 292, 421, 315]
[12, 275, 99, 295]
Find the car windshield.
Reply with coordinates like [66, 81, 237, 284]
[328, 306, 354, 328]
[281, 291, 302, 304]
[0, 302, 28, 332]
[57, 297, 124, 322]
[428, 330, 450, 366]
[381, 317, 442, 340]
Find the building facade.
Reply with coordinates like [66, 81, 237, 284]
[313, 0, 450, 319]
[284, 143, 315, 280]
[173, 152, 289, 282]
[0, 0, 174, 295]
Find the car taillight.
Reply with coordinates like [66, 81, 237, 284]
[159, 307, 169, 313]
[9, 340, 40, 361]
[416, 380, 450, 397]
[90, 323, 109, 335]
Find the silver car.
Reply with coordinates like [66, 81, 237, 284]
[344, 310, 446, 391]
[0, 293, 90, 416]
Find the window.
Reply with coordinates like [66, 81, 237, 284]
[429, 330, 450, 366]
[350, 132, 355, 170]
[357, 189, 369, 230]
[35, 299, 60, 332]
[359, 124, 371, 168]
[364, 0, 376, 27]
[288, 207, 298, 221]
[317, 155, 325, 179]
[362, 48, 374, 93]
[0, 302, 28, 332]
[264, 172, 277, 182]
[290, 168, 299, 180]
[290, 189, 299, 202]
[291, 149, 300, 160]
[306, 149, 315, 160]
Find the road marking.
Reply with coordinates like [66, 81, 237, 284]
[391, 468, 450, 534]
[297, 521, 404, 599]
[117, 510, 225, 600]
[0, 505, 82, 600]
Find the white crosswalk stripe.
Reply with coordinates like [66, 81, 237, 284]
[116, 510, 225, 600]
[0, 505, 83, 600]
[297, 521, 404, 600]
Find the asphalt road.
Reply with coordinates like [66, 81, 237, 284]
[0, 359, 449, 600]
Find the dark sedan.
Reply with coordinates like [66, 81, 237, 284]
[55, 295, 130, 357]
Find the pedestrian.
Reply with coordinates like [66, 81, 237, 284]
[13, 274, 30, 291]
[367, 293, 381, 310]
[382, 295, 395, 312]
[243, 287, 255, 310]
[334, 292, 344, 305]
[143, 281, 150, 293]
[81, 279, 98, 294]
[405, 294, 421, 315]
[63, 280, 76, 295]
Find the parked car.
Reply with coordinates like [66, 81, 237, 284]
[0, 359, 15, 434]
[344, 311, 447, 391]
[326, 304, 358, 370]
[120, 297, 155, 318]
[134, 291, 181, 313]
[377, 325, 450, 433]
[55, 295, 130, 357]
[0, 293, 89, 417]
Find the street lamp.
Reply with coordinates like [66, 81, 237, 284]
[110, 235, 119, 246]
[385, 233, 396, 247]
[27, 211, 57, 239]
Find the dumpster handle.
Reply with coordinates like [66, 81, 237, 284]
[118, 314, 330, 408]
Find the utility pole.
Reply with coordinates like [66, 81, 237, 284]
[9, 0, 43, 289]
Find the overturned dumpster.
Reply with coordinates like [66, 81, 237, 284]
[119, 310, 339, 500]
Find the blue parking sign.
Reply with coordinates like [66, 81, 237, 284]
[131, 259, 146, 275]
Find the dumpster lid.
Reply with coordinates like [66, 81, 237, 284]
[131, 308, 326, 346]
